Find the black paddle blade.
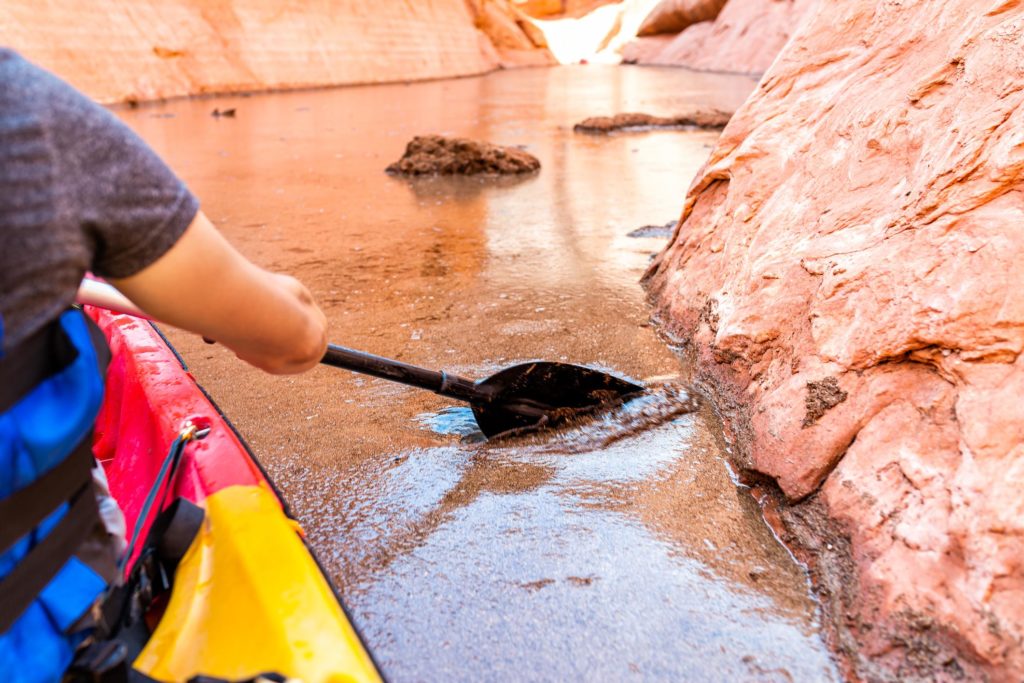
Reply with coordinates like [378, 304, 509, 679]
[470, 362, 643, 438]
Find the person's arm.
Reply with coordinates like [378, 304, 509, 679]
[109, 211, 327, 374]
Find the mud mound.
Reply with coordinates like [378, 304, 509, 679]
[386, 135, 540, 176]
[574, 110, 731, 134]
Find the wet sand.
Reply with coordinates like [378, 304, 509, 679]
[117, 66, 839, 681]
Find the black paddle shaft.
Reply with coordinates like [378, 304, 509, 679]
[320, 344, 643, 437]
[321, 344, 491, 405]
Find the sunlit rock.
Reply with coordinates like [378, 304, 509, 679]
[529, 0, 662, 64]
[514, 0, 621, 19]
[0, 0, 552, 103]
[636, 0, 726, 37]
[625, 0, 813, 74]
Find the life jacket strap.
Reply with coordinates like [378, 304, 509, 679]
[0, 467, 100, 633]
[0, 315, 79, 413]
[0, 434, 94, 557]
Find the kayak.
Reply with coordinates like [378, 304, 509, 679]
[86, 306, 381, 683]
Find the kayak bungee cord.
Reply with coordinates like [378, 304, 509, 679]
[120, 420, 209, 572]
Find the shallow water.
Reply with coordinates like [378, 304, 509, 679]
[118, 65, 839, 681]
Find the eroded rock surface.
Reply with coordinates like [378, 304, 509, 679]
[0, 0, 552, 103]
[574, 110, 730, 133]
[386, 135, 540, 176]
[624, 0, 813, 74]
[646, 1, 1024, 679]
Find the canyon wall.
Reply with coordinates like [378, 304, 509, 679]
[646, 1, 1023, 680]
[624, 0, 813, 75]
[0, 0, 552, 104]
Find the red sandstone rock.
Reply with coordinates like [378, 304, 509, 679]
[466, 0, 557, 67]
[0, 0, 553, 103]
[515, 0, 621, 19]
[636, 0, 726, 37]
[466, 0, 558, 67]
[627, 0, 813, 74]
[475, 1, 542, 50]
[646, 1, 1024, 679]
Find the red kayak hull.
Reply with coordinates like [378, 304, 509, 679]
[89, 310, 273, 557]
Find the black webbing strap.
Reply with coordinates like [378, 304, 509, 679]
[0, 478, 100, 633]
[0, 317, 78, 414]
[0, 436, 94, 556]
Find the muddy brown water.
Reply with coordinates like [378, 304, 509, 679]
[117, 66, 840, 682]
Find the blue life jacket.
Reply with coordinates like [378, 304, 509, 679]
[0, 309, 111, 683]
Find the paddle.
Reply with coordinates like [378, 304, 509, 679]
[77, 279, 644, 437]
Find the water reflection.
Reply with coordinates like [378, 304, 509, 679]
[117, 65, 837, 681]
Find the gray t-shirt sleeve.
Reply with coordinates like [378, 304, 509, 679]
[0, 50, 198, 349]
[42, 67, 199, 279]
